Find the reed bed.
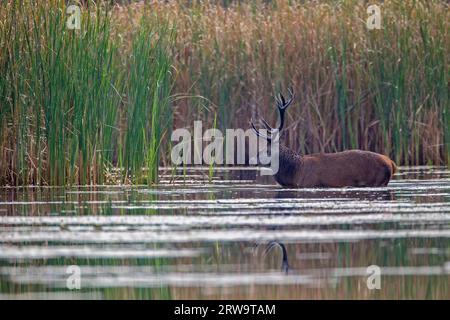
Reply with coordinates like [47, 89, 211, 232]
[0, 0, 173, 185]
[0, 0, 448, 185]
[164, 0, 449, 165]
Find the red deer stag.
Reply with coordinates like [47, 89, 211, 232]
[251, 87, 396, 188]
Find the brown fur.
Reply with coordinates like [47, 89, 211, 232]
[274, 145, 396, 188]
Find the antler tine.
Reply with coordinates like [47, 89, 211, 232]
[251, 87, 294, 140]
[280, 93, 286, 106]
[260, 118, 273, 133]
[274, 88, 294, 110]
[275, 87, 295, 131]
[275, 93, 283, 109]
[251, 118, 271, 141]
[277, 87, 294, 110]
[288, 86, 294, 98]
[285, 86, 294, 106]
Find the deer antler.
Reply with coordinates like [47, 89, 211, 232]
[251, 86, 294, 141]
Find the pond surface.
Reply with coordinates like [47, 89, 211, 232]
[0, 167, 449, 299]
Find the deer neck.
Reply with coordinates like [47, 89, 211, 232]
[274, 144, 303, 187]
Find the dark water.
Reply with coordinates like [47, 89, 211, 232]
[0, 167, 449, 299]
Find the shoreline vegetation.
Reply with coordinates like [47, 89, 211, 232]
[0, 0, 448, 186]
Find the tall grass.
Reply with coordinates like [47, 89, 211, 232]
[165, 0, 448, 165]
[1, 0, 448, 186]
[120, 17, 173, 184]
[0, 0, 174, 185]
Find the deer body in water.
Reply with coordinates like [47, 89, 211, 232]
[251, 88, 396, 188]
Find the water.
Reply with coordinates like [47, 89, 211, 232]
[0, 167, 449, 299]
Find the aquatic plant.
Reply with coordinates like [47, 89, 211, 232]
[0, 0, 174, 185]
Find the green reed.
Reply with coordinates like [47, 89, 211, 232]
[0, 1, 174, 185]
[120, 16, 173, 184]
